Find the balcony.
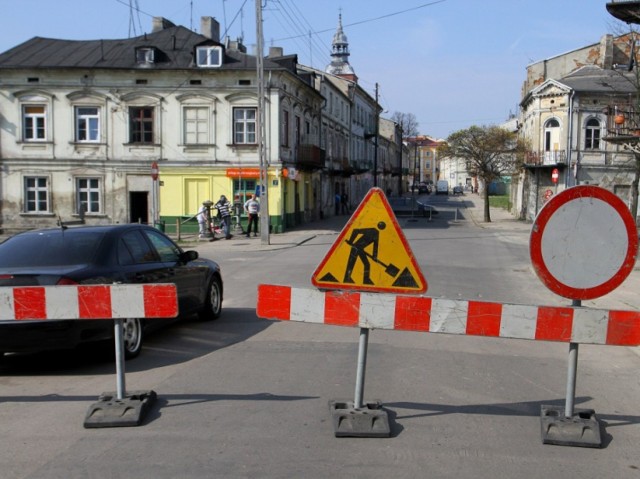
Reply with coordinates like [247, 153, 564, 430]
[606, 1, 640, 24]
[328, 157, 353, 177]
[524, 150, 566, 167]
[294, 144, 325, 171]
[603, 106, 640, 143]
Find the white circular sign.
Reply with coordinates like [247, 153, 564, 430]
[530, 185, 638, 300]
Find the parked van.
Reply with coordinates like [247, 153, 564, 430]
[436, 180, 449, 195]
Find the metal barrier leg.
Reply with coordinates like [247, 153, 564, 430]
[114, 318, 126, 400]
[354, 327, 369, 409]
[328, 327, 390, 437]
[540, 299, 601, 447]
[565, 342, 578, 418]
[83, 318, 157, 428]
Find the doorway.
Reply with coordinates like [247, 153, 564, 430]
[130, 191, 148, 224]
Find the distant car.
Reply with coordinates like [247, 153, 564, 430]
[436, 180, 449, 195]
[411, 183, 431, 194]
[452, 185, 464, 195]
[0, 224, 223, 359]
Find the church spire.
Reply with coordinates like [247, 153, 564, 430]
[326, 13, 357, 82]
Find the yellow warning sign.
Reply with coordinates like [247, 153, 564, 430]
[312, 188, 427, 294]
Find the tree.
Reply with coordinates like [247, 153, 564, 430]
[438, 125, 527, 222]
[391, 112, 419, 137]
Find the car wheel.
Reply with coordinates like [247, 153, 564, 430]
[199, 277, 222, 321]
[122, 317, 144, 359]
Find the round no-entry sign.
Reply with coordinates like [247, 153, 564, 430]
[530, 185, 638, 300]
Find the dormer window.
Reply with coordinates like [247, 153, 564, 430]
[136, 47, 155, 64]
[196, 46, 223, 68]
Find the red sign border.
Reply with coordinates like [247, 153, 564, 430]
[311, 187, 427, 294]
[530, 185, 638, 300]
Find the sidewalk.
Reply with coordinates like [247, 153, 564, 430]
[181, 213, 348, 254]
[184, 193, 525, 255]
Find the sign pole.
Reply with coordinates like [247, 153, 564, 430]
[528, 186, 638, 447]
[564, 300, 580, 418]
[353, 328, 369, 409]
[565, 343, 578, 418]
[114, 318, 126, 400]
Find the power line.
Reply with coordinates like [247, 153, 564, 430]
[268, 0, 329, 67]
[272, 0, 448, 43]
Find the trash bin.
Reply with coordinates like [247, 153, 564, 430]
[154, 220, 165, 232]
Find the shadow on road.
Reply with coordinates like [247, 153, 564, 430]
[0, 307, 270, 375]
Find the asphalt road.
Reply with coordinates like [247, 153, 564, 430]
[1, 194, 640, 479]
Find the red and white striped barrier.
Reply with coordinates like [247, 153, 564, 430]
[257, 284, 640, 346]
[0, 284, 178, 320]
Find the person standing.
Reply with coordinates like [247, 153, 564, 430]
[341, 192, 349, 214]
[244, 194, 260, 237]
[197, 201, 211, 237]
[215, 195, 233, 239]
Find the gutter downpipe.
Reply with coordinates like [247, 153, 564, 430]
[567, 90, 576, 187]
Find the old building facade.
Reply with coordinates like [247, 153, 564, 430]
[516, 34, 639, 220]
[0, 14, 397, 235]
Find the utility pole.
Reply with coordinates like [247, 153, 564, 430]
[255, 0, 270, 244]
[373, 82, 379, 187]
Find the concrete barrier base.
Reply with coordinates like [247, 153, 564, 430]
[540, 405, 602, 448]
[84, 390, 157, 428]
[329, 399, 390, 438]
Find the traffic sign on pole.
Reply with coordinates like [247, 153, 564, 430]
[312, 188, 427, 294]
[530, 185, 638, 300]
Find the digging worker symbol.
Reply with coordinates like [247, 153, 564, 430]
[343, 221, 388, 285]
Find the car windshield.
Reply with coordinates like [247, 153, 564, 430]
[0, 230, 105, 267]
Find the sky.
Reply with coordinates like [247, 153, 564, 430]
[0, 0, 623, 139]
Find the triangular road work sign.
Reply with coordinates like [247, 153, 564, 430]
[312, 188, 427, 294]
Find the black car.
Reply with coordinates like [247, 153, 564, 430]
[0, 224, 222, 359]
[412, 182, 431, 194]
[418, 183, 431, 194]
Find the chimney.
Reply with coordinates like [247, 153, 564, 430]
[225, 37, 247, 53]
[201, 16, 220, 42]
[600, 34, 614, 69]
[269, 47, 284, 58]
[152, 17, 176, 33]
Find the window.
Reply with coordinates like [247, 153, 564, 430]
[75, 106, 100, 142]
[136, 47, 155, 64]
[23, 105, 46, 141]
[544, 119, 560, 152]
[585, 118, 601, 150]
[24, 177, 49, 213]
[129, 107, 154, 143]
[233, 178, 257, 206]
[118, 231, 159, 265]
[184, 106, 209, 144]
[196, 46, 222, 67]
[76, 178, 101, 214]
[144, 230, 180, 262]
[282, 110, 289, 147]
[233, 107, 256, 144]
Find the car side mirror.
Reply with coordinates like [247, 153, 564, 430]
[181, 250, 199, 262]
